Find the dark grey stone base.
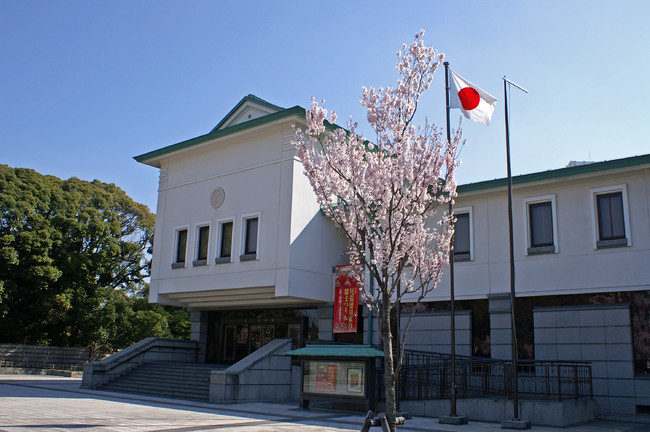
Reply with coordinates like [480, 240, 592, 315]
[501, 419, 531, 430]
[439, 415, 468, 425]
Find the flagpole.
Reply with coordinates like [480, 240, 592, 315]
[438, 62, 467, 426]
[502, 76, 530, 429]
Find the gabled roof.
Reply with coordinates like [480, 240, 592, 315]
[210, 94, 286, 132]
[133, 95, 306, 166]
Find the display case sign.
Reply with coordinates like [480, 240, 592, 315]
[333, 265, 360, 333]
[303, 360, 366, 397]
[315, 364, 337, 392]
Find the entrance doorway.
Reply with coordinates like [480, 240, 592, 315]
[206, 311, 308, 364]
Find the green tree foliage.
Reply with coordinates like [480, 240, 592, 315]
[0, 165, 190, 350]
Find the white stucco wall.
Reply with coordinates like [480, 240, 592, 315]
[430, 167, 650, 302]
[147, 117, 347, 308]
[145, 109, 649, 311]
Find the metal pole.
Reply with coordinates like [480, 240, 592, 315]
[504, 76, 519, 420]
[368, 276, 373, 346]
[444, 61, 458, 416]
[396, 295, 400, 411]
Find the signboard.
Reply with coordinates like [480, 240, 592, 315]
[315, 364, 337, 392]
[302, 360, 366, 397]
[333, 265, 360, 333]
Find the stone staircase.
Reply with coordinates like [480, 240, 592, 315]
[97, 362, 224, 402]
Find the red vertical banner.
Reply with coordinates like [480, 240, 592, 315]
[333, 265, 360, 333]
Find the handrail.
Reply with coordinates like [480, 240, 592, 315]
[93, 338, 196, 369]
[377, 358, 593, 402]
[81, 338, 198, 389]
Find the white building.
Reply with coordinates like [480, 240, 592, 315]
[135, 95, 349, 364]
[135, 95, 650, 418]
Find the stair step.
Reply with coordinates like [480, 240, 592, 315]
[117, 374, 209, 383]
[106, 379, 209, 391]
[97, 362, 216, 402]
[101, 385, 210, 398]
[123, 370, 210, 379]
[101, 387, 208, 402]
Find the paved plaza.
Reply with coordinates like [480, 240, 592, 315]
[1, 374, 649, 432]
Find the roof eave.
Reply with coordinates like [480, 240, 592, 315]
[457, 153, 650, 194]
[133, 106, 307, 167]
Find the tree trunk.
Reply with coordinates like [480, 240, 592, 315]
[381, 296, 397, 431]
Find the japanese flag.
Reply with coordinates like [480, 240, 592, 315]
[449, 70, 497, 126]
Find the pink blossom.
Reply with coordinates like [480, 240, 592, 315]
[292, 30, 461, 428]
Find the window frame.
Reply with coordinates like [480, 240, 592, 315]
[215, 217, 235, 264]
[171, 225, 190, 269]
[240, 212, 261, 262]
[523, 194, 558, 255]
[590, 184, 631, 249]
[452, 206, 473, 262]
[192, 221, 212, 267]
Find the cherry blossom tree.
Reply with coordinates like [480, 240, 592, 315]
[293, 30, 461, 429]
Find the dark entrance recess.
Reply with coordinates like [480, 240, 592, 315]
[206, 310, 309, 364]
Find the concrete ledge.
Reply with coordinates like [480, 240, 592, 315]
[501, 419, 532, 430]
[438, 415, 468, 425]
[0, 367, 82, 377]
[210, 339, 296, 405]
[400, 398, 597, 427]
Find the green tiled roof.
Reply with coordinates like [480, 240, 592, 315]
[134, 95, 650, 190]
[285, 345, 384, 358]
[134, 105, 306, 164]
[458, 153, 650, 193]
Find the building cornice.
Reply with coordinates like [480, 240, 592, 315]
[457, 153, 650, 194]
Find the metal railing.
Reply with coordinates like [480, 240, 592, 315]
[297, 340, 593, 402]
[377, 358, 593, 402]
[0, 344, 110, 370]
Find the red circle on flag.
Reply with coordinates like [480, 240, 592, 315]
[458, 87, 480, 110]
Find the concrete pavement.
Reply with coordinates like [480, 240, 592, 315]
[1, 374, 648, 432]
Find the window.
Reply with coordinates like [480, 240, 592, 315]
[597, 193, 625, 240]
[215, 220, 234, 264]
[529, 202, 553, 247]
[240, 214, 259, 261]
[193, 225, 210, 266]
[523, 195, 557, 255]
[592, 185, 630, 249]
[172, 228, 188, 269]
[453, 212, 471, 261]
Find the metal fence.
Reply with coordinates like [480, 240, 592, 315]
[377, 358, 593, 402]
[0, 344, 111, 370]
[298, 340, 593, 402]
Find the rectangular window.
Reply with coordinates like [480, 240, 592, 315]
[591, 185, 630, 249]
[193, 225, 210, 266]
[597, 192, 625, 241]
[529, 202, 554, 247]
[240, 216, 259, 261]
[215, 220, 233, 264]
[453, 212, 470, 261]
[524, 195, 557, 255]
[172, 228, 187, 268]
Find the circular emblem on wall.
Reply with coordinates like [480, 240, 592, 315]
[210, 187, 225, 209]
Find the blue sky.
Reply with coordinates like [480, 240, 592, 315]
[2, 1, 649, 211]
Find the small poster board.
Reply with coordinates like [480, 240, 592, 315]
[285, 344, 384, 411]
[347, 366, 363, 393]
[302, 360, 366, 397]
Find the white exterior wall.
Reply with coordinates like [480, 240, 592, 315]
[285, 157, 347, 301]
[148, 120, 345, 308]
[430, 167, 650, 302]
